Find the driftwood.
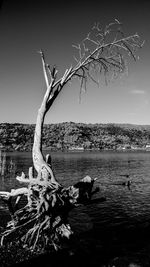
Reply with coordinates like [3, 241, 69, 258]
[0, 20, 143, 255]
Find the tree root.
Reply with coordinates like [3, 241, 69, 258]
[0, 172, 98, 253]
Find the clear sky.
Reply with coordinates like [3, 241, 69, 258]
[0, 0, 149, 125]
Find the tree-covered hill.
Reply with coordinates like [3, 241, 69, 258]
[0, 122, 150, 151]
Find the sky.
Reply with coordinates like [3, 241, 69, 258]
[0, 0, 150, 125]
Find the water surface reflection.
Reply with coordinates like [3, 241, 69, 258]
[1, 151, 150, 266]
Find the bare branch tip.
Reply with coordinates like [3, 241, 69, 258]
[37, 49, 43, 55]
[115, 18, 121, 24]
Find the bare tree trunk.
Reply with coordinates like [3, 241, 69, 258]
[32, 97, 59, 186]
[32, 52, 60, 187]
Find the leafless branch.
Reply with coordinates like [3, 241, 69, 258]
[38, 50, 50, 88]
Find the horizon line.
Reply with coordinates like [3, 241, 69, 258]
[0, 121, 150, 126]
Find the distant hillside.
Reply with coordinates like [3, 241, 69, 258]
[0, 122, 150, 151]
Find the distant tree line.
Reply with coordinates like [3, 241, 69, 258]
[0, 122, 150, 151]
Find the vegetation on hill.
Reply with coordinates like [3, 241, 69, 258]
[0, 122, 150, 151]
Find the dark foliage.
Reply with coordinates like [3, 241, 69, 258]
[0, 122, 150, 151]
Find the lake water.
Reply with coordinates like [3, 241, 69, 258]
[1, 151, 150, 266]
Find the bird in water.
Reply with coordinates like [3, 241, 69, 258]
[122, 180, 132, 187]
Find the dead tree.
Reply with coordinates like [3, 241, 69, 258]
[0, 20, 144, 255]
